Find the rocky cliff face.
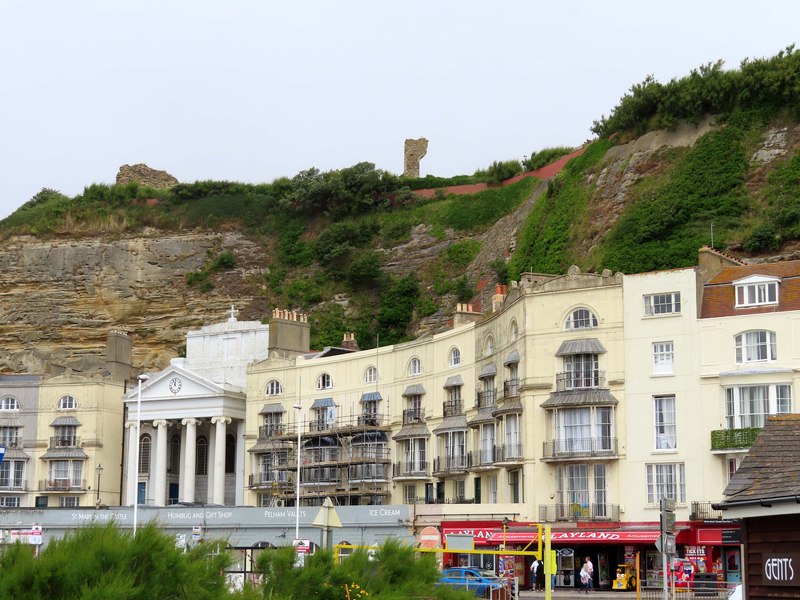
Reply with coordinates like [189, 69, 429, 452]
[0, 230, 264, 373]
[4, 120, 799, 374]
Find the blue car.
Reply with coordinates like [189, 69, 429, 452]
[439, 567, 504, 596]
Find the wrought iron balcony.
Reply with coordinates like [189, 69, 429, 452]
[467, 447, 499, 470]
[49, 436, 80, 448]
[503, 378, 520, 399]
[0, 437, 20, 448]
[710, 427, 761, 451]
[392, 460, 429, 478]
[542, 437, 618, 460]
[258, 424, 285, 438]
[249, 471, 292, 488]
[348, 463, 389, 480]
[40, 479, 86, 492]
[357, 413, 384, 427]
[494, 443, 524, 463]
[309, 419, 336, 433]
[443, 400, 464, 417]
[403, 408, 425, 425]
[432, 454, 468, 475]
[555, 370, 605, 391]
[538, 503, 621, 522]
[476, 390, 497, 409]
[690, 501, 723, 521]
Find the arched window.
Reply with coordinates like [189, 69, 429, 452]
[565, 308, 598, 330]
[735, 330, 777, 363]
[449, 348, 461, 367]
[138, 434, 151, 474]
[316, 373, 332, 390]
[484, 336, 494, 356]
[408, 357, 422, 376]
[225, 433, 236, 473]
[510, 320, 519, 341]
[265, 379, 283, 396]
[364, 366, 378, 384]
[0, 396, 19, 411]
[169, 435, 181, 474]
[58, 395, 77, 410]
[196, 436, 209, 476]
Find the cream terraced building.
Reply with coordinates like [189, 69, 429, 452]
[244, 249, 800, 535]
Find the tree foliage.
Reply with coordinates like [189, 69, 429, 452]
[0, 523, 233, 600]
[592, 45, 800, 137]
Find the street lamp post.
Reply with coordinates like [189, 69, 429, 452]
[132, 373, 149, 537]
[293, 403, 302, 540]
[95, 464, 104, 508]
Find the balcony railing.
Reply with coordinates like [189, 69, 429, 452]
[258, 424, 285, 438]
[710, 427, 761, 450]
[495, 443, 524, 463]
[542, 437, 618, 459]
[476, 390, 497, 410]
[0, 480, 25, 491]
[690, 501, 723, 521]
[402, 408, 425, 425]
[538, 503, 621, 522]
[40, 479, 86, 492]
[392, 460, 429, 478]
[350, 446, 391, 461]
[309, 419, 336, 433]
[357, 414, 384, 427]
[555, 370, 606, 392]
[432, 454, 468, 475]
[443, 400, 464, 417]
[0, 438, 20, 448]
[49, 436, 80, 448]
[503, 378, 520, 399]
[348, 464, 389, 480]
[467, 447, 498, 469]
[249, 471, 292, 488]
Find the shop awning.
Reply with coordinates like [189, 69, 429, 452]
[487, 529, 661, 545]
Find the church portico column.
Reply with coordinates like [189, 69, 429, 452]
[125, 421, 138, 506]
[153, 420, 169, 507]
[211, 416, 231, 505]
[181, 418, 199, 503]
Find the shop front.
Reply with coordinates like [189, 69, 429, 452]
[440, 520, 661, 590]
[676, 522, 743, 587]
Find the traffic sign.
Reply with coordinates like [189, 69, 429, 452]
[655, 533, 676, 555]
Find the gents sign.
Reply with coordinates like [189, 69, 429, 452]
[763, 553, 800, 586]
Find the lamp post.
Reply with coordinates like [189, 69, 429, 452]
[293, 403, 302, 541]
[132, 373, 149, 537]
[95, 464, 104, 508]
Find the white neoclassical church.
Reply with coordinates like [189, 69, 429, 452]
[122, 308, 274, 507]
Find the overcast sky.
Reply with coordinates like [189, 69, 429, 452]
[1, 1, 798, 219]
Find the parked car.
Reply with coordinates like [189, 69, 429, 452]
[728, 584, 743, 600]
[439, 567, 505, 596]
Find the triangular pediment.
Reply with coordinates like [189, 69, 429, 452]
[124, 364, 246, 421]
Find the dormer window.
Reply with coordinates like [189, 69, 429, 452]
[565, 308, 598, 330]
[58, 395, 76, 410]
[735, 275, 779, 308]
[316, 373, 332, 390]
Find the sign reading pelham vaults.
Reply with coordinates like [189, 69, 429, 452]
[763, 553, 800, 586]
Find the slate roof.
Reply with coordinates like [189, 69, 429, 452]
[701, 259, 800, 318]
[719, 414, 800, 505]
